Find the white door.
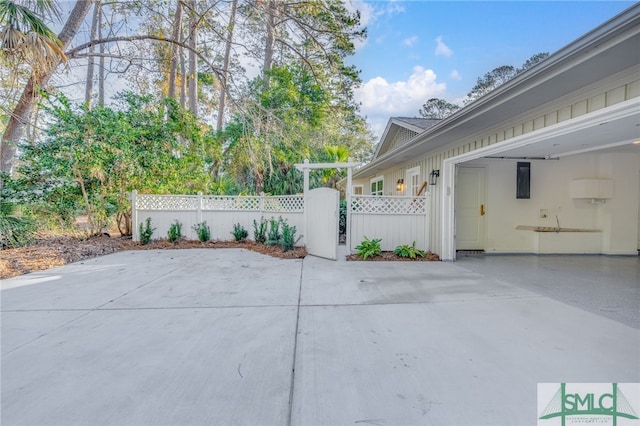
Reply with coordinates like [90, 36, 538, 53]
[306, 187, 339, 260]
[456, 166, 486, 250]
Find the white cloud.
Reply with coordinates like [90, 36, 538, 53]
[435, 36, 453, 57]
[450, 69, 462, 80]
[355, 66, 448, 138]
[402, 35, 418, 47]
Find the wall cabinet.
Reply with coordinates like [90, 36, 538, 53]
[569, 179, 613, 199]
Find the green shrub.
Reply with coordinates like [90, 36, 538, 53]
[167, 220, 182, 242]
[0, 202, 36, 249]
[355, 236, 382, 260]
[266, 217, 282, 246]
[139, 217, 155, 245]
[192, 221, 211, 242]
[231, 223, 249, 241]
[394, 241, 426, 259]
[253, 217, 267, 244]
[281, 221, 297, 252]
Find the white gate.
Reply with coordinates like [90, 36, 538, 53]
[306, 188, 339, 260]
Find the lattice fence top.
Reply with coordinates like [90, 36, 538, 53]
[136, 194, 198, 210]
[263, 195, 304, 212]
[351, 195, 427, 215]
[135, 193, 303, 212]
[201, 196, 261, 211]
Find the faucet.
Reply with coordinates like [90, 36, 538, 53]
[555, 215, 560, 233]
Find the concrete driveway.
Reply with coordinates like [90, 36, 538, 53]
[2, 249, 638, 425]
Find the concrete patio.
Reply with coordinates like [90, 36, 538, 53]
[1, 248, 638, 425]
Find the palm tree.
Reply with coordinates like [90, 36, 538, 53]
[0, 0, 65, 74]
[0, 0, 94, 180]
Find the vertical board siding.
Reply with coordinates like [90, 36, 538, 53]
[349, 195, 430, 252]
[351, 72, 639, 256]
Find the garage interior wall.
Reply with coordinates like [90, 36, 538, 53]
[464, 152, 640, 255]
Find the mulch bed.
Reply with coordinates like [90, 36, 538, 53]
[0, 235, 306, 280]
[346, 251, 440, 261]
[1, 235, 441, 280]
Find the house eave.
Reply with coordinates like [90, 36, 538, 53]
[353, 3, 640, 180]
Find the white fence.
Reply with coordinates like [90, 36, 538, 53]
[132, 191, 304, 244]
[131, 191, 430, 254]
[349, 195, 429, 252]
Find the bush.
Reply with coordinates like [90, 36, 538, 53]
[139, 217, 155, 245]
[253, 217, 267, 244]
[355, 236, 382, 260]
[0, 202, 36, 249]
[192, 221, 211, 242]
[394, 241, 426, 259]
[266, 217, 282, 246]
[281, 221, 297, 252]
[167, 220, 182, 243]
[231, 223, 249, 241]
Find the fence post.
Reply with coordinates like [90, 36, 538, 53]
[197, 192, 203, 226]
[259, 192, 265, 216]
[131, 190, 138, 241]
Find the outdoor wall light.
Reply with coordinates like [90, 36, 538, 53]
[429, 169, 440, 186]
[396, 178, 404, 191]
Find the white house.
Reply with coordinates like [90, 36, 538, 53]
[350, 4, 640, 261]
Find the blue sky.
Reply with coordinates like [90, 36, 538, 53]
[347, 1, 636, 138]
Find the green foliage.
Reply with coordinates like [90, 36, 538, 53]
[167, 220, 182, 243]
[192, 221, 211, 242]
[355, 237, 382, 260]
[266, 216, 282, 246]
[222, 63, 374, 194]
[231, 223, 248, 241]
[139, 218, 155, 245]
[280, 221, 297, 252]
[394, 242, 426, 259]
[13, 92, 214, 235]
[339, 199, 347, 235]
[0, 201, 35, 249]
[253, 217, 267, 244]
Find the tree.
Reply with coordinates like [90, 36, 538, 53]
[216, 0, 238, 132]
[0, 0, 64, 74]
[167, 0, 183, 100]
[464, 52, 549, 104]
[85, 0, 102, 108]
[1, 0, 94, 179]
[11, 92, 213, 234]
[418, 98, 459, 119]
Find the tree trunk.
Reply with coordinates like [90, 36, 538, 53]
[216, 0, 237, 132]
[168, 0, 183, 100]
[262, 0, 276, 86]
[0, 0, 94, 178]
[179, 49, 186, 109]
[85, 0, 101, 108]
[98, 3, 104, 107]
[187, 0, 197, 117]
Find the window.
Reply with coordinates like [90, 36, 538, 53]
[352, 185, 363, 195]
[406, 167, 420, 196]
[370, 176, 384, 196]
